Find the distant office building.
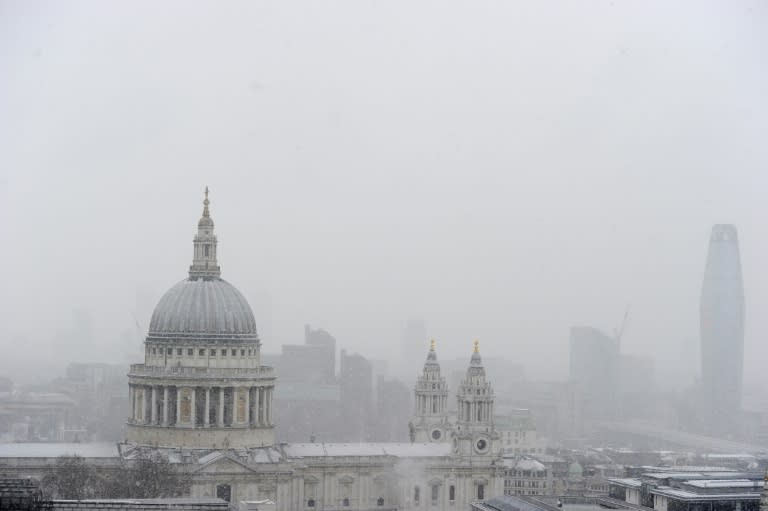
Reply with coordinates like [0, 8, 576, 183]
[374, 376, 411, 442]
[304, 324, 336, 383]
[569, 326, 619, 421]
[400, 318, 427, 380]
[340, 349, 374, 441]
[700, 224, 745, 436]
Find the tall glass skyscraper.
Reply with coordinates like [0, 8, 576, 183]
[699, 224, 745, 436]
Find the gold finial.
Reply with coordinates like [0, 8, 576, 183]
[430, 339, 436, 351]
[202, 186, 210, 217]
[473, 340, 480, 353]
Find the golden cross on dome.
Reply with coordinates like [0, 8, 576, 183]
[473, 340, 480, 353]
[430, 339, 436, 351]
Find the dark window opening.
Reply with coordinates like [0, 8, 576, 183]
[431, 485, 439, 503]
[177, 348, 182, 356]
[415, 486, 420, 505]
[307, 499, 315, 508]
[204, 245, 210, 257]
[342, 498, 349, 507]
[377, 498, 384, 507]
[449, 486, 455, 501]
[478, 485, 485, 500]
[167, 348, 172, 355]
[241, 349, 245, 356]
[232, 349, 237, 356]
[221, 349, 227, 357]
[210, 349, 216, 356]
[187, 348, 193, 356]
[216, 484, 231, 503]
[199, 349, 205, 356]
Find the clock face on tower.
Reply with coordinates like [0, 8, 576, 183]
[431, 429, 442, 441]
[474, 437, 489, 454]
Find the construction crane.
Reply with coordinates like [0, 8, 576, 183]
[614, 305, 631, 345]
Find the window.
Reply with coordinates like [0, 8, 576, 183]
[307, 500, 315, 508]
[241, 349, 245, 356]
[187, 348, 193, 356]
[232, 348, 237, 356]
[377, 498, 384, 507]
[177, 348, 182, 356]
[152, 348, 156, 355]
[216, 484, 231, 503]
[204, 245, 209, 256]
[342, 498, 349, 507]
[199, 349, 205, 356]
[414, 486, 420, 505]
[167, 348, 172, 355]
[221, 349, 227, 357]
[431, 485, 439, 503]
[477, 485, 484, 500]
[210, 349, 216, 356]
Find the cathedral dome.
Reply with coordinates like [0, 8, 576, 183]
[148, 277, 258, 341]
[146, 187, 259, 343]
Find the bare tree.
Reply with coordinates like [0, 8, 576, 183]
[41, 455, 102, 500]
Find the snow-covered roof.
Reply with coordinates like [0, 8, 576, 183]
[651, 486, 761, 501]
[0, 442, 119, 458]
[607, 478, 642, 489]
[284, 442, 452, 458]
[510, 458, 546, 472]
[684, 480, 763, 489]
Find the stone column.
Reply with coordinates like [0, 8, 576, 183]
[128, 385, 134, 421]
[218, 387, 225, 427]
[191, 387, 197, 427]
[151, 386, 158, 425]
[244, 387, 250, 426]
[162, 386, 169, 426]
[255, 387, 262, 425]
[176, 386, 181, 426]
[204, 387, 211, 427]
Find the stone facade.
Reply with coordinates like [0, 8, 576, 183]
[0, 190, 503, 511]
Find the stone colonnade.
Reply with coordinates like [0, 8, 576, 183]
[416, 394, 448, 416]
[128, 384, 273, 428]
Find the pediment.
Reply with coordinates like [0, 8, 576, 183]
[194, 454, 256, 475]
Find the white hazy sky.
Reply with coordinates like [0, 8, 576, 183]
[1, 1, 766, 394]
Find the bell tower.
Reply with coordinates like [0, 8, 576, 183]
[451, 341, 500, 457]
[409, 340, 450, 443]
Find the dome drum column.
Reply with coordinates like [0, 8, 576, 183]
[162, 386, 169, 426]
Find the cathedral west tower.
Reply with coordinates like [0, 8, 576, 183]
[410, 340, 450, 443]
[452, 341, 500, 458]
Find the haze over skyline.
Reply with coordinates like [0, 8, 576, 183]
[1, 1, 766, 401]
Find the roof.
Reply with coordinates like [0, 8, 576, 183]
[509, 458, 546, 472]
[284, 442, 452, 458]
[0, 442, 119, 458]
[607, 478, 642, 489]
[651, 487, 760, 502]
[684, 480, 763, 489]
[148, 278, 258, 341]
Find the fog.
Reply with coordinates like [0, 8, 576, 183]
[1, 0, 766, 413]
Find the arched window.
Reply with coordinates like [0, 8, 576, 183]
[449, 485, 455, 502]
[477, 484, 485, 500]
[377, 497, 384, 507]
[307, 499, 315, 508]
[414, 486, 420, 505]
[342, 498, 350, 507]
